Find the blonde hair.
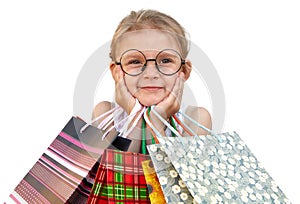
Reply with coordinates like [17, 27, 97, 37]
[110, 9, 190, 60]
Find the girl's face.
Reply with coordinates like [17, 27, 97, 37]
[112, 30, 190, 106]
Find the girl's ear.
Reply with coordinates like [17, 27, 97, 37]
[181, 60, 192, 80]
[110, 62, 118, 82]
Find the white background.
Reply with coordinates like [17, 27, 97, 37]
[1, 0, 299, 203]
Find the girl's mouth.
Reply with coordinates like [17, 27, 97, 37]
[140, 86, 163, 92]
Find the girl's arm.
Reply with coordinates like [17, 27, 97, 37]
[92, 101, 113, 127]
[92, 101, 119, 146]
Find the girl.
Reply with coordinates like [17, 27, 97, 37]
[92, 9, 212, 153]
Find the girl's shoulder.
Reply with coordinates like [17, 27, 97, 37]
[184, 105, 212, 134]
[93, 101, 113, 115]
[92, 101, 114, 126]
[185, 105, 211, 119]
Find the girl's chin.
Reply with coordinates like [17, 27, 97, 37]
[133, 92, 167, 107]
[138, 98, 163, 107]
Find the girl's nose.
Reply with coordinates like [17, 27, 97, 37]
[141, 62, 160, 79]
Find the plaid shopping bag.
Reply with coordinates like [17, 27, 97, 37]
[7, 116, 114, 204]
[155, 132, 291, 203]
[87, 149, 151, 204]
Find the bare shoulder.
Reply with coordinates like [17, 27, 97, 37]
[92, 101, 114, 126]
[185, 106, 212, 135]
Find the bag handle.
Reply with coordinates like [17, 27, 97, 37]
[172, 114, 197, 136]
[115, 106, 146, 138]
[178, 110, 224, 142]
[143, 109, 161, 143]
[141, 107, 166, 154]
[144, 106, 197, 137]
[96, 107, 121, 132]
[80, 106, 120, 133]
[101, 99, 144, 140]
[145, 105, 222, 142]
[147, 106, 213, 135]
[149, 106, 182, 137]
[177, 110, 214, 134]
[143, 106, 186, 145]
[80, 99, 144, 139]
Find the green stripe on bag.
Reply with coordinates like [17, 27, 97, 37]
[126, 186, 134, 198]
[114, 151, 123, 165]
[139, 187, 148, 198]
[93, 183, 103, 196]
[115, 171, 123, 183]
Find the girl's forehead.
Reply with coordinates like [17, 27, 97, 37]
[121, 49, 175, 58]
[115, 29, 181, 57]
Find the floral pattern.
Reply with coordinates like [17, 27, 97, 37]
[147, 144, 197, 204]
[156, 132, 291, 204]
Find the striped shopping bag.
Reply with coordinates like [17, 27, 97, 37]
[7, 117, 114, 204]
[87, 149, 151, 204]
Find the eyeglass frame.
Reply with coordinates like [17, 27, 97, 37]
[114, 48, 186, 76]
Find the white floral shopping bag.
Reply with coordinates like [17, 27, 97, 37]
[147, 143, 197, 204]
[145, 107, 291, 204]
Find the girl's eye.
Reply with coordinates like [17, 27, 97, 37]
[129, 59, 142, 64]
[160, 58, 172, 64]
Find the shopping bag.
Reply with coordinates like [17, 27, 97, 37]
[147, 144, 196, 204]
[142, 160, 166, 204]
[87, 148, 151, 204]
[7, 116, 118, 204]
[146, 108, 291, 203]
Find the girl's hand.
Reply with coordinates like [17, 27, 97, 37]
[155, 72, 186, 119]
[113, 66, 136, 114]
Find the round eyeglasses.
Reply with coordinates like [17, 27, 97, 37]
[115, 49, 185, 76]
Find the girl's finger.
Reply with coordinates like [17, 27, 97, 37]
[172, 73, 185, 99]
[115, 76, 136, 114]
[114, 66, 124, 83]
[161, 74, 183, 108]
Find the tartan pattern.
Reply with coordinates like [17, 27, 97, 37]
[87, 149, 151, 204]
